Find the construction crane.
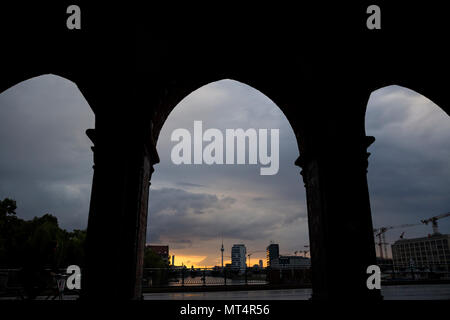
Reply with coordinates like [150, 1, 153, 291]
[421, 212, 450, 235]
[373, 223, 421, 259]
[294, 245, 310, 257]
[303, 245, 309, 258]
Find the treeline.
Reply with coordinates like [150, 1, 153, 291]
[0, 198, 86, 269]
[0, 197, 168, 270]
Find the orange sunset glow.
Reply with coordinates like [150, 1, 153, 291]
[170, 252, 268, 268]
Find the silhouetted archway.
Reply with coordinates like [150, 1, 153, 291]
[148, 79, 308, 276]
[0, 75, 94, 291]
[0, 74, 94, 231]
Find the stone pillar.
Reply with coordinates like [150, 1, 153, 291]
[82, 122, 159, 300]
[296, 135, 382, 300]
[132, 137, 159, 299]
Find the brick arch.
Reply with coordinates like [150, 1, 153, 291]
[0, 72, 96, 115]
[364, 79, 450, 120]
[362, 82, 450, 141]
[151, 77, 303, 152]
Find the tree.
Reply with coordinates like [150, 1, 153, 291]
[143, 247, 168, 268]
[0, 198, 17, 218]
[0, 198, 19, 266]
[0, 198, 87, 268]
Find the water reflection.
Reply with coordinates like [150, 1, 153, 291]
[144, 284, 450, 300]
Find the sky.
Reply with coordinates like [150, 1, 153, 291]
[366, 86, 450, 253]
[0, 75, 449, 266]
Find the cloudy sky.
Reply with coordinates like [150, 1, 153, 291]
[148, 80, 306, 267]
[0, 76, 94, 231]
[0, 75, 449, 266]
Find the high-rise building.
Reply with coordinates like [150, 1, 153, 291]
[266, 243, 311, 269]
[259, 259, 263, 269]
[231, 244, 247, 273]
[391, 233, 450, 271]
[266, 243, 279, 267]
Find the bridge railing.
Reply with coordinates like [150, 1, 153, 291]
[378, 263, 450, 281]
[1, 263, 448, 296]
[141, 266, 312, 288]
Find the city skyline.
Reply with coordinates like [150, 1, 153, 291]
[149, 241, 309, 269]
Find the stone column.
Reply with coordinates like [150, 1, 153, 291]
[82, 121, 159, 300]
[296, 135, 382, 300]
[132, 137, 159, 299]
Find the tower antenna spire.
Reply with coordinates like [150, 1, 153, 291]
[220, 234, 224, 269]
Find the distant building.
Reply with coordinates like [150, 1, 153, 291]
[259, 259, 263, 269]
[266, 243, 279, 267]
[266, 243, 310, 270]
[231, 244, 247, 273]
[146, 244, 169, 263]
[278, 255, 311, 269]
[391, 233, 450, 271]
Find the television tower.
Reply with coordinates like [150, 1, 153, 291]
[220, 238, 224, 268]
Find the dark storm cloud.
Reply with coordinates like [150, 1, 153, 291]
[177, 182, 206, 188]
[252, 197, 268, 201]
[152, 79, 305, 205]
[149, 187, 235, 217]
[0, 75, 94, 230]
[366, 86, 450, 241]
[147, 187, 306, 247]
